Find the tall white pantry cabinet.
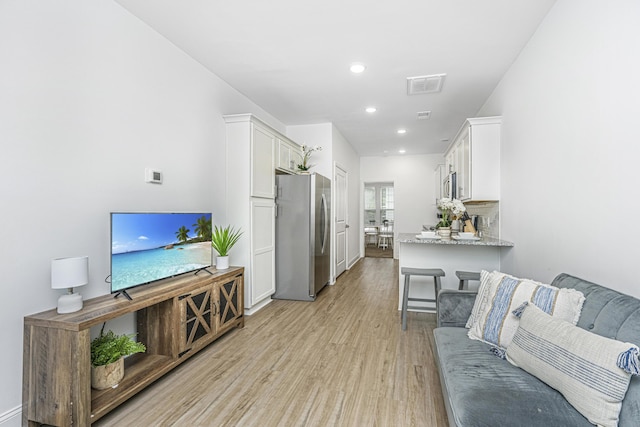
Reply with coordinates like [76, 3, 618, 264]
[224, 114, 298, 314]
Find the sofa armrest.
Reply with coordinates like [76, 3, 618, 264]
[437, 290, 478, 328]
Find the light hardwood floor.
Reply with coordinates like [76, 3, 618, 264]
[95, 257, 448, 426]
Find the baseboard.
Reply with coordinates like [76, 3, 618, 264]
[347, 254, 361, 269]
[0, 406, 21, 427]
[244, 297, 272, 316]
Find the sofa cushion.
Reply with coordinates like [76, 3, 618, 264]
[507, 304, 638, 427]
[467, 271, 584, 350]
[433, 327, 593, 426]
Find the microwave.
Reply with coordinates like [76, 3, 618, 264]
[443, 172, 457, 199]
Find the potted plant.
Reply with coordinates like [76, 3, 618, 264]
[296, 144, 322, 173]
[211, 225, 243, 270]
[437, 198, 466, 238]
[90, 326, 146, 390]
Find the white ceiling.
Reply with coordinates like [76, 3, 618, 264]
[115, 0, 557, 156]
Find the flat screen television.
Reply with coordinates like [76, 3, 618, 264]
[110, 212, 213, 298]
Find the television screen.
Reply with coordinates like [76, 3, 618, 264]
[110, 212, 213, 294]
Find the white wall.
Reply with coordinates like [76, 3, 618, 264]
[361, 154, 444, 256]
[478, 0, 640, 297]
[0, 0, 282, 419]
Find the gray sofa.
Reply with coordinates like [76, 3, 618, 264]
[434, 273, 640, 426]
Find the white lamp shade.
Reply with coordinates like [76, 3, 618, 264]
[51, 256, 89, 290]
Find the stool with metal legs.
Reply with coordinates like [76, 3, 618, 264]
[401, 267, 445, 331]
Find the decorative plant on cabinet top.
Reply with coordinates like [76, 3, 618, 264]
[297, 144, 322, 172]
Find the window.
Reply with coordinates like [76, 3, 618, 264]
[364, 182, 394, 224]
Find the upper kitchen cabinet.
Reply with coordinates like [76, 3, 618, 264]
[445, 117, 501, 202]
[251, 124, 276, 198]
[276, 137, 302, 174]
[434, 164, 445, 204]
[223, 114, 276, 199]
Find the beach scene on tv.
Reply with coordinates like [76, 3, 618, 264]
[111, 213, 213, 292]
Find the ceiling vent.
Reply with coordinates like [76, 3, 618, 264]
[417, 111, 431, 120]
[407, 74, 446, 95]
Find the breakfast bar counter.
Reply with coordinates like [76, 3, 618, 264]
[397, 233, 514, 247]
[397, 232, 514, 312]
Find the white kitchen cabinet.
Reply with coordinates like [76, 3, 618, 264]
[445, 116, 501, 201]
[250, 122, 276, 199]
[223, 114, 279, 313]
[434, 164, 445, 204]
[250, 199, 276, 305]
[276, 137, 301, 173]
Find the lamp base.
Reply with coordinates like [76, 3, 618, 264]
[57, 292, 83, 314]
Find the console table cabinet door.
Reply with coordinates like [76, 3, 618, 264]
[178, 287, 217, 355]
[218, 276, 242, 333]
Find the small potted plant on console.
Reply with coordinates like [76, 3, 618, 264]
[90, 324, 146, 390]
[211, 225, 243, 270]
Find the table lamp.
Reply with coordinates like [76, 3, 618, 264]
[51, 256, 89, 314]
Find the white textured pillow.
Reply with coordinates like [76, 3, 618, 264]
[465, 270, 493, 329]
[507, 304, 639, 427]
[467, 271, 584, 349]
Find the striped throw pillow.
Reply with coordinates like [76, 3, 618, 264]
[467, 271, 584, 349]
[507, 304, 639, 427]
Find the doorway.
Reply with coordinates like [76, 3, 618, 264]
[364, 182, 394, 258]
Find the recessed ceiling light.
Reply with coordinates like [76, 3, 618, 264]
[399, 149, 406, 154]
[365, 107, 377, 113]
[397, 129, 407, 134]
[350, 63, 366, 74]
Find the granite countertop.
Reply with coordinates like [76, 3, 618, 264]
[397, 232, 514, 247]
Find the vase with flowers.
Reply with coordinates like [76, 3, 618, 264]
[297, 144, 322, 173]
[437, 198, 466, 238]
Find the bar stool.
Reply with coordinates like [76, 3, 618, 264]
[455, 271, 481, 290]
[401, 267, 445, 331]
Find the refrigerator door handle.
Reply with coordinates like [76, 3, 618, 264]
[321, 193, 328, 254]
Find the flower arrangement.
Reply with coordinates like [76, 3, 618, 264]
[437, 198, 466, 228]
[297, 144, 322, 171]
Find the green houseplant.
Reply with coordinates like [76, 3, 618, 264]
[211, 225, 243, 270]
[90, 326, 146, 390]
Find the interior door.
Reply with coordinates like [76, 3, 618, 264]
[334, 165, 347, 278]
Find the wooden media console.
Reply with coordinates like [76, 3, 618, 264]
[22, 267, 244, 426]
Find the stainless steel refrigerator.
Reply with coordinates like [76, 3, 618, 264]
[274, 173, 331, 301]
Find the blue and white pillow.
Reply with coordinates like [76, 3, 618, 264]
[507, 304, 639, 427]
[467, 271, 584, 349]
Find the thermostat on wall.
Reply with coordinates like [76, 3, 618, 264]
[145, 168, 163, 184]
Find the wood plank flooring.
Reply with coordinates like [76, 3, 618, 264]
[94, 257, 448, 427]
[364, 244, 393, 258]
